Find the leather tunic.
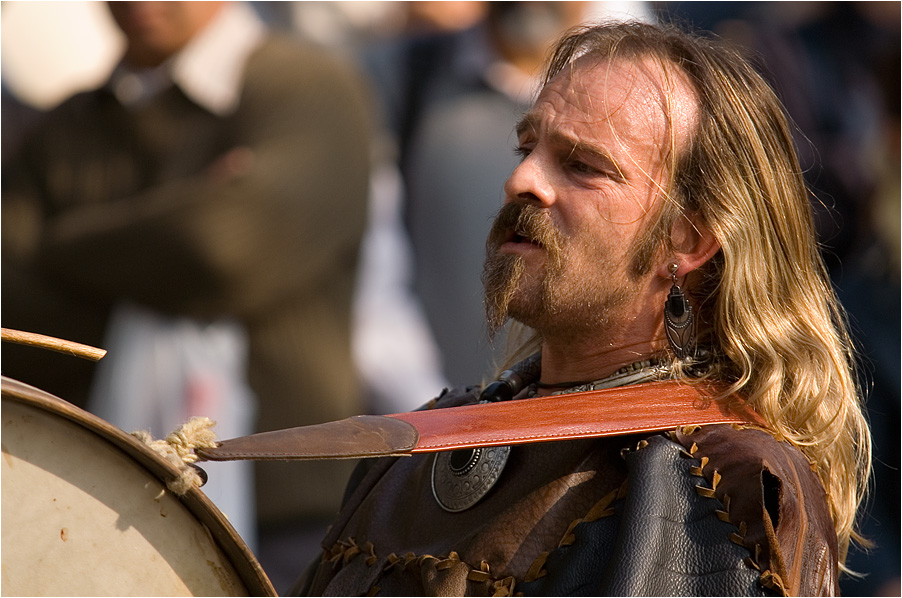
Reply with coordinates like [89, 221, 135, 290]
[300, 386, 838, 596]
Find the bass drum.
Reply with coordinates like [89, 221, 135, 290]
[1, 376, 276, 597]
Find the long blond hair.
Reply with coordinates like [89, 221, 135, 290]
[504, 21, 871, 566]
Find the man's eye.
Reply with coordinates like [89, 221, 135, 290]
[513, 146, 532, 161]
[568, 160, 598, 175]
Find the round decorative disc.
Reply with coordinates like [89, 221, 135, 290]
[431, 445, 511, 513]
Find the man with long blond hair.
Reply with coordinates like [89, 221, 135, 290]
[298, 21, 870, 596]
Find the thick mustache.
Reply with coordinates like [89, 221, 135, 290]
[487, 203, 560, 250]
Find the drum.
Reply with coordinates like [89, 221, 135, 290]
[1, 376, 276, 597]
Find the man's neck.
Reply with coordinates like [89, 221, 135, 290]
[536, 324, 667, 395]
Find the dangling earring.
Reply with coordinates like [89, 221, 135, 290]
[664, 262, 696, 360]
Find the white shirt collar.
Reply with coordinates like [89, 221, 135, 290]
[110, 1, 266, 116]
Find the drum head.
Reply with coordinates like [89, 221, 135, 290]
[1, 376, 276, 597]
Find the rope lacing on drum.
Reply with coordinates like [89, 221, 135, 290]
[131, 416, 218, 496]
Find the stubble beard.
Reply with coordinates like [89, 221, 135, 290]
[483, 203, 636, 341]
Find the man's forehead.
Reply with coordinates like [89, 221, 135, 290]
[522, 55, 698, 148]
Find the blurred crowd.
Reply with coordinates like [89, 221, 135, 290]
[1, 2, 897, 595]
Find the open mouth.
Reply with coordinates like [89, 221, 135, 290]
[509, 230, 542, 246]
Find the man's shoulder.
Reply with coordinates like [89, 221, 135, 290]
[6, 87, 114, 163]
[37, 86, 111, 122]
[672, 424, 839, 595]
[522, 425, 836, 596]
[241, 35, 372, 117]
[247, 35, 364, 81]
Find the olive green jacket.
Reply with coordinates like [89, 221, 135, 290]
[2, 36, 373, 524]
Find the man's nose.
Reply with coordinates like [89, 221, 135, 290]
[503, 152, 556, 207]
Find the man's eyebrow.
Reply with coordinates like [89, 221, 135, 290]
[515, 113, 539, 138]
[563, 136, 622, 175]
[515, 113, 624, 178]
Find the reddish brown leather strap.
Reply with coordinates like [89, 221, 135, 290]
[389, 379, 766, 453]
[198, 379, 766, 462]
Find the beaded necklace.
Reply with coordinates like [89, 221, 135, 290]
[527, 358, 669, 397]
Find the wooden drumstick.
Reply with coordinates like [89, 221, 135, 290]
[1, 328, 106, 361]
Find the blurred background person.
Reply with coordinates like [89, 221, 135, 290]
[1, 1, 372, 592]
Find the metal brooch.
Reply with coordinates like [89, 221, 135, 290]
[431, 445, 510, 512]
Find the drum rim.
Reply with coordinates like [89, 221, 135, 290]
[1, 375, 277, 597]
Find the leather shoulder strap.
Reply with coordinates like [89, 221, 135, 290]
[198, 379, 767, 462]
[391, 379, 767, 453]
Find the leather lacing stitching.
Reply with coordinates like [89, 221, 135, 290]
[522, 480, 628, 586]
[322, 540, 517, 596]
[385, 551, 517, 597]
[674, 426, 790, 597]
[322, 537, 378, 568]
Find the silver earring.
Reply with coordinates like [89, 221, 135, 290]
[664, 263, 696, 360]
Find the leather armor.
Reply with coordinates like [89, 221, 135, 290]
[298, 386, 838, 596]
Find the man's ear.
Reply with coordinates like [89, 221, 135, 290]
[655, 211, 720, 278]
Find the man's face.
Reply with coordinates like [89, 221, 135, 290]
[108, 1, 224, 67]
[484, 56, 696, 340]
